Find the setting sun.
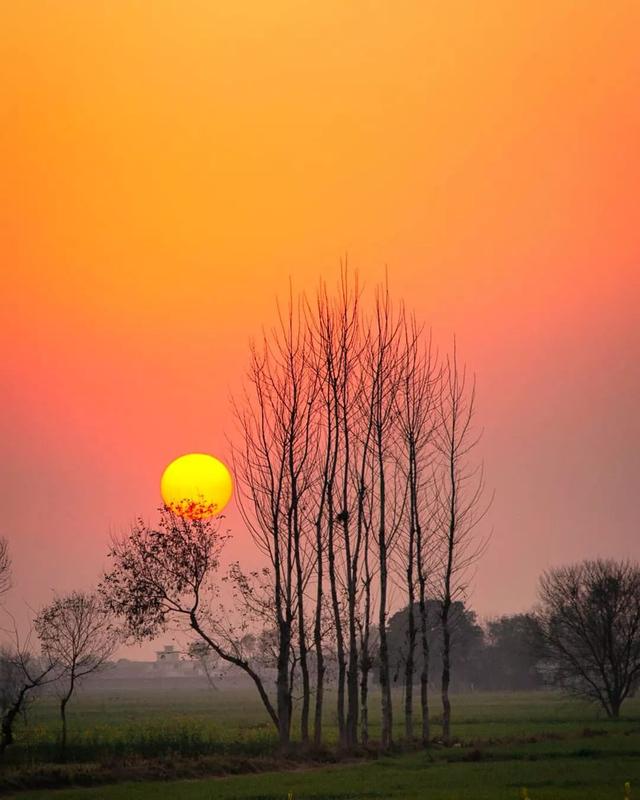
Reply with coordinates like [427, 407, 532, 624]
[160, 453, 233, 519]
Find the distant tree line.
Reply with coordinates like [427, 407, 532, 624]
[387, 603, 544, 694]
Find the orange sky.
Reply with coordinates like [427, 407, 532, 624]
[1, 1, 639, 649]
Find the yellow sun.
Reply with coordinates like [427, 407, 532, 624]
[160, 453, 233, 519]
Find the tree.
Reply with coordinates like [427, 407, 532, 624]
[0, 538, 11, 597]
[232, 291, 318, 747]
[0, 633, 60, 756]
[394, 316, 438, 742]
[368, 285, 405, 749]
[483, 614, 544, 691]
[387, 599, 485, 692]
[433, 345, 489, 742]
[35, 591, 119, 757]
[101, 510, 282, 735]
[535, 559, 640, 718]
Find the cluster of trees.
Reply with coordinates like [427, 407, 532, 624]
[387, 604, 544, 693]
[103, 276, 489, 749]
[0, 538, 118, 757]
[99, 278, 640, 747]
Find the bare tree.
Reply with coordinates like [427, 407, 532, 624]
[368, 285, 405, 749]
[0, 539, 11, 597]
[232, 291, 318, 747]
[0, 627, 60, 756]
[394, 317, 439, 743]
[535, 559, 640, 719]
[433, 344, 488, 743]
[101, 510, 281, 735]
[35, 591, 119, 757]
[309, 273, 368, 748]
[308, 281, 344, 745]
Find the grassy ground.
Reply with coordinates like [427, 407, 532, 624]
[1, 688, 638, 798]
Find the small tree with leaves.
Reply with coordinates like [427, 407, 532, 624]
[101, 508, 281, 735]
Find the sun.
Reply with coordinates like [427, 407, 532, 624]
[160, 453, 233, 519]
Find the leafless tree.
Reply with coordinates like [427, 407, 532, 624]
[368, 284, 406, 749]
[0, 539, 11, 597]
[307, 281, 345, 745]
[35, 591, 119, 756]
[394, 317, 439, 743]
[232, 293, 318, 746]
[535, 559, 640, 719]
[433, 344, 489, 743]
[0, 626, 60, 756]
[308, 273, 369, 748]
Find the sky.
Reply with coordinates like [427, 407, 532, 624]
[1, 1, 639, 655]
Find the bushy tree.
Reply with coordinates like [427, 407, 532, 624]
[535, 559, 640, 718]
[482, 614, 544, 691]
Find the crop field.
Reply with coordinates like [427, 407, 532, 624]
[1, 688, 639, 799]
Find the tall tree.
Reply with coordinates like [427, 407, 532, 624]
[233, 291, 317, 746]
[368, 285, 404, 749]
[394, 316, 438, 742]
[433, 344, 488, 742]
[535, 559, 640, 719]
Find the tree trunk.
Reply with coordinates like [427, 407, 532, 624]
[277, 619, 292, 746]
[60, 694, 69, 759]
[404, 621, 414, 741]
[440, 599, 452, 743]
[377, 427, 393, 749]
[418, 568, 430, 746]
[404, 443, 418, 741]
[294, 536, 310, 744]
[378, 555, 392, 748]
[359, 640, 370, 745]
[610, 695, 622, 720]
[313, 521, 325, 747]
[0, 685, 28, 756]
[359, 529, 373, 746]
[346, 573, 359, 747]
[327, 497, 346, 746]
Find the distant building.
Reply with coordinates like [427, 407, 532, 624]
[152, 644, 199, 677]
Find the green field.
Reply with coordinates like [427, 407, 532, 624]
[2, 687, 639, 799]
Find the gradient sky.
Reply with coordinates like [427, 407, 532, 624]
[1, 2, 639, 653]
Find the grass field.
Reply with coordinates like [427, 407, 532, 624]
[2, 687, 639, 799]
